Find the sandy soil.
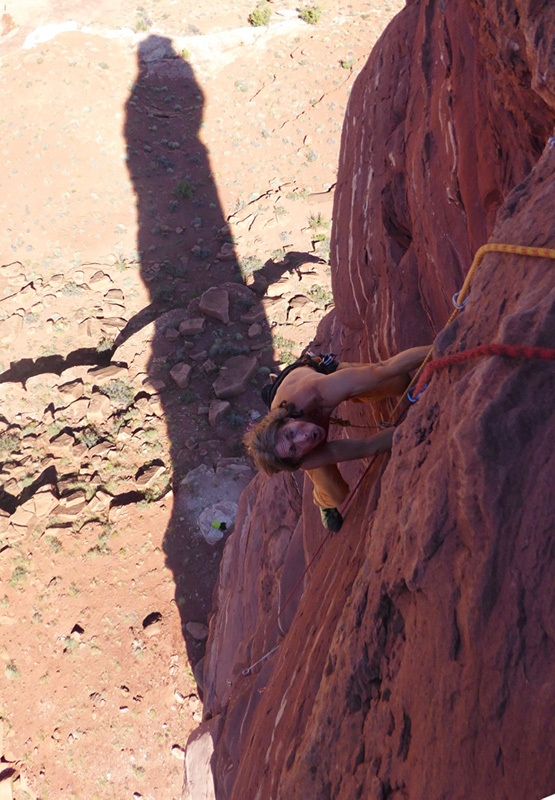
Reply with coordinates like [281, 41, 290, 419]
[0, 1, 403, 797]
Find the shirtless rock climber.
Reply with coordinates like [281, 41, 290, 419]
[244, 346, 429, 532]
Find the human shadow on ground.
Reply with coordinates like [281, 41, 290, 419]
[123, 36, 286, 673]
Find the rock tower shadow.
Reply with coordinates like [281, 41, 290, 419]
[123, 36, 273, 672]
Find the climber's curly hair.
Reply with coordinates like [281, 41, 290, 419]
[243, 403, 303, 475]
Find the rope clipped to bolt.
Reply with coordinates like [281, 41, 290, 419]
[410, 343, 555, 400]
[389, 242, 555, 415]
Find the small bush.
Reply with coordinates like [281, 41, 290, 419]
[5, 660, 20, 679]
[308, 212, 329, 230]
[309, 284, 334, 309]
[96, 337, 114, 353]
[62, 281, 85, 296]
[248, 2, 272, 26]
[99, 379, 135, 409]
[299, 5, 322, 24]
[175, 179, 195, 200]
[0, 431, 20, 454]
[78, 426, 102, 449]
[240, 255, 264, 276]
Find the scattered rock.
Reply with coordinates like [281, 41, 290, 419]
[199, 287, 229, 324]
[239, 303, 265, 324]
[248, 323, 262, 338]
[197, 500, 238, 545]
[208, 400, 230, 426]
[59, 397, 89, 424]
[88, 364, 128, 385]
[179, 317, 206, 336]
[87, 393, 112, 423]
[135, 464, 167, 488]
[212, 355, 258, 399]
[171, 744, 186, 761]
[169, 362, 192, 389]
[185, 622, 209, 642]
[215, 242, 235, 261]
[49, 433, 75, 452]
[58, 379, 85, 400]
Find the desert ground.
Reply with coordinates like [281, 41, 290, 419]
[0, 1, 403, 797]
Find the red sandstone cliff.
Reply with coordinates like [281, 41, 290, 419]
[185, 2, 555, 798]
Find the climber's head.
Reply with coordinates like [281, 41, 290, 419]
[243, 403, 309, 475]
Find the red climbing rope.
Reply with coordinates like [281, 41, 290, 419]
[412, 343, 555, 398]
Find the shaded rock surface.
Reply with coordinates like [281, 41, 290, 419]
[191, 2, 555, 799]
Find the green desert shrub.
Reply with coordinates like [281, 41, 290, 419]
[299, 5, 322, 24]
[248, 2, 272, 26]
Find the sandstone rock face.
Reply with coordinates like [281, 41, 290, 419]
[190, 2, 555, 799]
[332, 0, 555, 352]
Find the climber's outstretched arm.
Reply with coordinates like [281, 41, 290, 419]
[299, 428, 394, 470]
[316, 346, 430, 408]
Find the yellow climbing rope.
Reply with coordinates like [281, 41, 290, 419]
[387, 242, 555, 424]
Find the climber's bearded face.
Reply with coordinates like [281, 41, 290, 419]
[275, 419, 325, 461]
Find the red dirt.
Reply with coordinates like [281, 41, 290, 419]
[0, 1, 403, 797]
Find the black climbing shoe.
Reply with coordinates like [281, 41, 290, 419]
[320, 507, 343, 533]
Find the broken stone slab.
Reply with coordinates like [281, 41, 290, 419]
[51, 503, 86, 521]
[87, 441, 114, 457]
[88, 271, 113, 290]
[248, 322, 262, 338]
[25, 372, 60, 392]
[87, 490, 112, 514]
[30, 488, 59, 518]
[61, 490, 87, 508]
[262, 296, 289, 325]
[10, 503, 38, 528]
[208, 400, 230, 427]
[87, 393, 112, 423]
[58, 397, 90, 425]
[100, 317, 127, 334]
[78, 317, 101, 340]
[135, 464, 167, 488]
[245, 272, 268, 294]
[215, 458, 255, 484]
[49, 433, 75, 452]
[58, 379, 85, 400]
[215, 241, 236, 261]
[288, 294, 318, 322]
[165, 327, 180, 341]
[201, 359, 218, 375]
[183, 716, 220, 800]
[170, 362, 192, 389]
[87, 364, 128, 385]
[265, 274, 303, 298]
[239, 303, 265, 324]
[212, 355, 258, 400]
[199, 287, 229, 324]
[104, 288, 124, 301]
[72, 443, 88, 459]
[179, 317, 206, 336]
[186, 622, 209, 642]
